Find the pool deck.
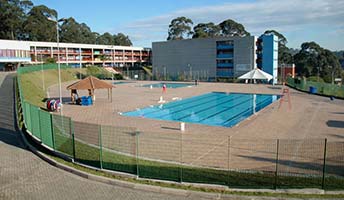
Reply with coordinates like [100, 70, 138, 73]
[49, 80, 344, 141]
[48, 80, 344, 172]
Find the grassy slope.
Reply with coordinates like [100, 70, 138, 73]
[20, 68, 84, 107]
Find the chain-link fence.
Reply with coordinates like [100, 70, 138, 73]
[16, 69, 344, 190]
[286, 77, 344, 98]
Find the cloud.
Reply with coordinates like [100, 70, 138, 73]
[111, 0, 344, 48]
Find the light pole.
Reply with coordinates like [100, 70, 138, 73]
[188, 64, 192, 81]
[163, 65, 166, 80]
[41, 53, 45, 91]
[329, 66, 334, 85]
[47, 16, 67, 111]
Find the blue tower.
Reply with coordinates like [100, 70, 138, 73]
[256, 34, 278, 84]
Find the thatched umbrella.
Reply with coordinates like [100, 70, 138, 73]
[66, 76, 114, 102]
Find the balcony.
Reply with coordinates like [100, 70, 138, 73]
[217, 53, 233, 59]
[216, 70, 234, 77]
[216, 44, 233, 50]
[217, 63, 233, 68]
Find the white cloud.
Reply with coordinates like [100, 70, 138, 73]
[110, 0, 344, 49]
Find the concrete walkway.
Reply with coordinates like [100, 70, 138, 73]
[0, 73, 215, 200]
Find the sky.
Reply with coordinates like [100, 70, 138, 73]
[31, 0, 344, 50]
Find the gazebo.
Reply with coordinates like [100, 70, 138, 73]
[66, 76, 114, 103]
[238, 68, 273, 84]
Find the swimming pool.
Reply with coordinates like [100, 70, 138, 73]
[123, 92, 280, 127]
[142, 83, 194, 88]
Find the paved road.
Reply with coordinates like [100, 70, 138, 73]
[0, 73, 217, 200]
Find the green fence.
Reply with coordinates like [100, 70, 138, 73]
[286, 77, 344, 98]
[16, 67, 344, 190]
[17, 64, 71, 74]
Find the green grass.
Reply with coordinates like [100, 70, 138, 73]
[38, 142, 344, 199]
[18, 64, 118, 107]
[50, 131, 344, 190]
[20, 67, 84, 107]
[286, 77, 344, 98]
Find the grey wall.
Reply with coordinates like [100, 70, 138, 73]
[233, 36, 256, 77]
[153, 38, 217, 78]
[152, 36, 256, 79]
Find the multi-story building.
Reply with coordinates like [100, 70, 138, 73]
[256, 34, 279, 84]
[152, 35, 278, 83]
[0, 39, 151, 70]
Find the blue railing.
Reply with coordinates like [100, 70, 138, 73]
[217, 63, 233, 68]
[216, 70, 234, 77]
[217, 53, 233, 59]
[217, 44, 233, 50]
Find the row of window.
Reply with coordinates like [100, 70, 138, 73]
[0, 49, 30, 58]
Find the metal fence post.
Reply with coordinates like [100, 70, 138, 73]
[136, 131, 139, 178]
[71, 120, 76, 162]
[322, 138, 327, 189]
[38, 109, 42, 140]
[50, 114, 55, 150]
[179, 132, 183, 183]
[274, 139, 280, 189]
[99, 125, 103, 169]
[227, 136, 231, 187]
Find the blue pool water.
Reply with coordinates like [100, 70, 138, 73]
[142, 83, 194, 88]
[123, 92, 280, 127]
[113, 81, 135, 85]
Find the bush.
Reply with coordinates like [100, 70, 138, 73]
[86, 66, 113, 79]
[307, 76, 324, 83]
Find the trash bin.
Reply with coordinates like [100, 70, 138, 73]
[81, 96, 92, 106]
[309, 86, 317, 94]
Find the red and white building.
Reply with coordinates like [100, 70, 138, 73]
[0, 39, 151, 69]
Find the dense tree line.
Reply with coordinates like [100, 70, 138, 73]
[0, 0, 132, 46]
[167, 17, 249, 40]
[167, 16, 343, 82]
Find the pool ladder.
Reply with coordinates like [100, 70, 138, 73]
[279, 87, 291, 110]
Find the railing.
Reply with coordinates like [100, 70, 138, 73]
[217, 44, 233, 50]
[216, 70, 234, 77]
[16, 66, 344, 190]
[217, 63, 233, 68]
[217, 54, 233, 59]
[286, 77, 344, 98]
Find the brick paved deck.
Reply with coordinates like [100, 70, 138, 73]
[49, 80, 344, 141]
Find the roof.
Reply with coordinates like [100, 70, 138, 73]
[66, 76, 114, 90]
[238, 68, 273, 81]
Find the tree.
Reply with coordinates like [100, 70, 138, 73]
[96, 32, 114, 45]
[264, 30, 287, 46]
[219, 19, 250, 37]
[59, 17, 98, 44]
[23, 5, 57, 42]
[192, 22, 220, 38]
[113, 33, 132, 46]
[294, 41, 342, 82]
[263, 30, 293, 64]
[0, 0, 33, 40]
[167, 17, 193, 40]
[60, 17, 82, 43]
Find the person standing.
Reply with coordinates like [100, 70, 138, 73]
[162, 83, 167, 93]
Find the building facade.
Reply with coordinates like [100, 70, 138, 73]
[152, 35, 278, 83]
[0, 39, 151, 70]
[256, 34, 279, 84]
